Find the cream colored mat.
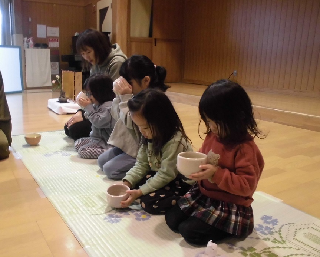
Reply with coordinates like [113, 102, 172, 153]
[11, 131, 320, 257]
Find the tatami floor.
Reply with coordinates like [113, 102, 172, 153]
[1, 83, 319, 257]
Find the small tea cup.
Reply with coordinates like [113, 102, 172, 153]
[106, 184, 130, 208]
[177, 152, 207, 177]
[24, 133, 41, 146]
[75, 91, 87, 106]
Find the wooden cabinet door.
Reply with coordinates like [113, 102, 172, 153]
[152, 39, 182, 82]
[152, 0, 183, 40]
[128, 38, 153, 60]
[152, 0, 184, 82]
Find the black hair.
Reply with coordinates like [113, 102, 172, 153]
[119, 55, 170, 92]
[199, 79, 265, 144]
[128, 88, 190, 156]
[76, 29, 112, 70]
[85, 74, 115, 105]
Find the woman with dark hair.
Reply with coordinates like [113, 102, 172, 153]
[76, 28, 125, 80]
[120, 88, 193, 214]
[64, 29, 127, 141]
[74, 74, 116, 159]
[98, 55, 170, 180]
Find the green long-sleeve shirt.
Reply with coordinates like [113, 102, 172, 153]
[123, 131, 193, 195]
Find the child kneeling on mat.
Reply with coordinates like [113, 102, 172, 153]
[121, 88, 194, 214]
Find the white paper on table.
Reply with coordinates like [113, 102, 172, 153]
[37, 24, 47, 38]
[47, 27, 59, 37]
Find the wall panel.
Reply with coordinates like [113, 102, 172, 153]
[112, 0, 129, 55]
[183, 0, 320, 96]
[22, 1, 86, 55]
[128, 38, 152, 59]
[84, 2, 98, 30]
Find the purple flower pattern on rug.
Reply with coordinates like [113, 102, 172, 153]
[104, 209, 151, 223]
[133, 211, 151, 221]
[104, 214, 122, 224]
[254, 215, 278, 236]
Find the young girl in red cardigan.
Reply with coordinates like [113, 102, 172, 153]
[165, 79, 265, 246]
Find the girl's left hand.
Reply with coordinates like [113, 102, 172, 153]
[121, 189, 143, 208]
[78, 97, 91, 107]
[189, 164, 218, 181]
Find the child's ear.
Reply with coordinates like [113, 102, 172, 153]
[143, 76, 151, 87]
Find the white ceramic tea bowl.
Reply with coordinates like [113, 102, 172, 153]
[106, 184, 130, 208]
[177, 152, 208, 177]
[75, 91, 87, 106]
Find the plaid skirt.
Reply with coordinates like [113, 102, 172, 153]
[178, 184, 254, 236]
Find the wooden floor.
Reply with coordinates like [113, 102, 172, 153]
[1, 83, 320, 257]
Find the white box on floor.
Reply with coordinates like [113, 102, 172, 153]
[47, 98, 80, 115]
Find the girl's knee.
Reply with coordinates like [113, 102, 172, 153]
[103, 164, 126, 180]
[105, 169, 117, 180]
[97, 152, 109, 168]
[105, 172, 125, 180]
[97, 156, 104, 169]
[178, 221, 204, 245]
[102, 161, 112, 175]
[165, 204, 188, 230]
[165, 211, 180, 232]
[178, 221, 191, 237]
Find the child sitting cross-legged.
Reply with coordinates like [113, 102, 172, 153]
[74, 74, 116, 159]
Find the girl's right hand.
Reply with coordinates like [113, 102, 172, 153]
[66, 111, 83, 128]
[189, 164, 218, 181]
[113, 76, 132, 95]
[121, 189, 142, 208]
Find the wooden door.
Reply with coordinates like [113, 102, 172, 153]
[152, 0, 184, 82]
[127, 0, 153, 58]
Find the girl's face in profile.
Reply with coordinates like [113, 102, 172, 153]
[131, 113, 152, 139]
[81, 46, 96, 65]
[127, 76, 150, 95]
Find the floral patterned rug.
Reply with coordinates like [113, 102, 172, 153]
[11, 131, 320, 257]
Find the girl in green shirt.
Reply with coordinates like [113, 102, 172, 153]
[121, 88, 194, 214]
